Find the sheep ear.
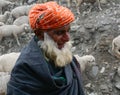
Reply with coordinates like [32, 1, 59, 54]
[114, 43, 117, 47]
[24, 24, 29, 31]
[24, 26, 28, 30]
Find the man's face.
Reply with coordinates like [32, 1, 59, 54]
[47, 24, 70, 49]
[40, 31, 72, 67]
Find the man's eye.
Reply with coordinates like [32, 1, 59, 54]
[55, 29, 70, 35]
[55, 31, 65, 35]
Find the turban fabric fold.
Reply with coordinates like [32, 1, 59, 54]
[29, 1, 75, 30]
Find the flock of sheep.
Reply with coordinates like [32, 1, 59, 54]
[0, 0, 35, 94]
[0, 0, 97, 94]
[0, 0, 120, 95]
[0, 52, 96, 95]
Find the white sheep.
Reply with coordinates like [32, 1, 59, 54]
[13, 16, 29, 26]
[112, 35, 120, 59]
[0, 52, 20, 95]
[0, 73, 10, 95]
[0, 0, 14, 14]
[0, 52, 20, 73]
[10, 5, 34, 20]
[6, 0, 28, 5]
[0, 22, 4, 26]
[74, 54, 96, 72]
[27, 0, 38, 5]
[0, 11, 10, 24]
[0, 72, 9, 76]
[65, 0, 103, 14]
[0, 23, 30, 46]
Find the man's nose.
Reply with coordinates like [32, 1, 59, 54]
[62, 32, 70, 42]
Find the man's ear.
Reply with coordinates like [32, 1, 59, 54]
[34, 29, 44, 40]
[38, 34, 44, 40]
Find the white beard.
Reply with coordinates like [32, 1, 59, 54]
[40, 33, 73, 67]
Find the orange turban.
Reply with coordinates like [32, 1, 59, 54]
[28, 1, 75, 30]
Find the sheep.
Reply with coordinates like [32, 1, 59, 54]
[6, 0, 29, 5]
[74, 54, 96, 72]
[0, 73, 10, 95]
[0, 52, 20, 95]
[0, 11, 10, 24]
[10, 5, 34, 20]
[27, 0, 38, 5]
[112, 35, 120, 59]
[0, 24, 30, 46]
[13, 16, 29, 26]
[0, 52, 20, 73]
[65, 0, 104, 14]
[7, 0, 37, 5]
[0, 22, 4, 26]
[39, 0, 103, 14]
[0, 72, 9, 76]
[0, 0, 14, 14]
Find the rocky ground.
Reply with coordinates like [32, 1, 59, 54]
[0, 0, 120, 95]
[71, 0, 120, 95]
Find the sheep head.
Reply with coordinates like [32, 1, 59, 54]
[112, 35, 120, 59]
[0, 74, 10, 94]
[0, 22, 4, 26]
[23, 24, 31, 32]
[74, 54, 96, 72]
[4, 11, 10, 16]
